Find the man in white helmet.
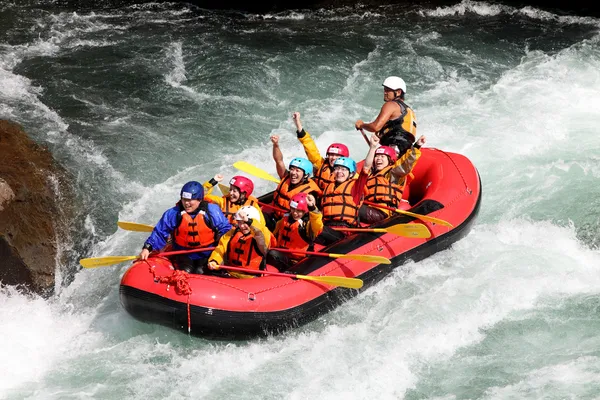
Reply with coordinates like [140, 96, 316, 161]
[355, 76, 419, 156]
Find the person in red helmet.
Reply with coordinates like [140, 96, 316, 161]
[268, 193, 323, 271]
[360, 135, 427, 223]
[204, 174, 265, 224]
[293, 111, 351, 190]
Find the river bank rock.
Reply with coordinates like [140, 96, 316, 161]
[0, 120, 74, 295]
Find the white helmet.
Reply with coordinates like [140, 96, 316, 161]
[234, 205, 261, 223]
[382, 76, 406, 93]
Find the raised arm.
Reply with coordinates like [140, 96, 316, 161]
[362, 133, 380, 173]
[294, 112, 324, 169]
[271, 135, 287, 179]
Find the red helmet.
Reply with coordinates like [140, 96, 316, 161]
[229, 176, 254, 196]
[326, 143, 349, 158]
[289, 192, 309, 212]
[375, 146, 397, 163]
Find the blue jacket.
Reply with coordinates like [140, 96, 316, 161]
[144, 202, 232, 259]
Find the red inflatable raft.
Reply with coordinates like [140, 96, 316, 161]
[120, 148, 481, 339]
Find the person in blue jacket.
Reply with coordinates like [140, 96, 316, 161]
[139, 181, 232, 274]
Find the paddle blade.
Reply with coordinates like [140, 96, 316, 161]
[397, 209, 453, 228]
[80, 255, 138, 268]
[329, 253, 391, 264]
[296, 274, 363, 289]
[118, 221, 154, 232]
[389, 223, 431, 238]
[218, 183, 230, 196]
[233, 161, 281, 184]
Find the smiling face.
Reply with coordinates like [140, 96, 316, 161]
[290, 206, 306, 221]
[374, 153, 390, 171]
[334, 165, 350, 183]
[289, 166, 305, 184]
[326, 152, 342, 167]
[181, 198, 200, 213]
[229, 185, 241, 203]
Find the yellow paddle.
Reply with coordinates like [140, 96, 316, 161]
[363, 201, 453, 228]
[233, 161, 281, 184]
[80, 255, 139, 268]
[215, 265, 363, 289]
[333, 224, 431, 238]
[117, 221, 154, 232]
[218, 183, 230, 195]
[80, 247, 216, 268]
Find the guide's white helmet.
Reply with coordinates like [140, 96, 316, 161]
[382, 76, 406, 93]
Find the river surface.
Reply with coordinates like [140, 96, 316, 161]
[1, 0, 600, 398]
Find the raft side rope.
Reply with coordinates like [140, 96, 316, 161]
[146, 261, 193, 333]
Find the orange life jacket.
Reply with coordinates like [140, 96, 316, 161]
[173, 202, 216, 249]
[313, 162, 336, 191]
[272, 175, 321, 219]
[321, 180, 360, 227]
[222, 195, 260, 223]
[277, 215, 311, 259]
[365, 165, 404, 209]
[226, 229, 267, 270]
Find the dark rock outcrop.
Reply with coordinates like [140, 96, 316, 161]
[0, 120, 74, 295]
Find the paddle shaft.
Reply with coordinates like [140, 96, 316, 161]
[363, 200, 453, 227]
[158, 247, 215, 257]
[217, 265, 297, 279]
[332, 227, 383, 233]
[272, 247, 339, 257]
[258, 201, 287, 213]
[359, 128, 371, 146]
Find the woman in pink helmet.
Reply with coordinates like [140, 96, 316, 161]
[204, 174, 265, 224]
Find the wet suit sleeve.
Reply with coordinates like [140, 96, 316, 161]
[307, 209, 324, 240]
[208, 228, 235, 265]
[297, 130, 325, 170]
[144, 207, 178, 251]
[391, 147, 421, 181]
[206, 203, 233, 237]
[204, 193, 226, 209]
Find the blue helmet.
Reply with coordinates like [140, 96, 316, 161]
[180, 181, 204, 200]
[333, 157, 356, 174]
[289, 157, 313, 177]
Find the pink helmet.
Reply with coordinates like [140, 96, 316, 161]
[229, 176, 254, 196]
[375, 146, 397, 163]
[326, 143, 349, 158]
[289, 192, 309, 212]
